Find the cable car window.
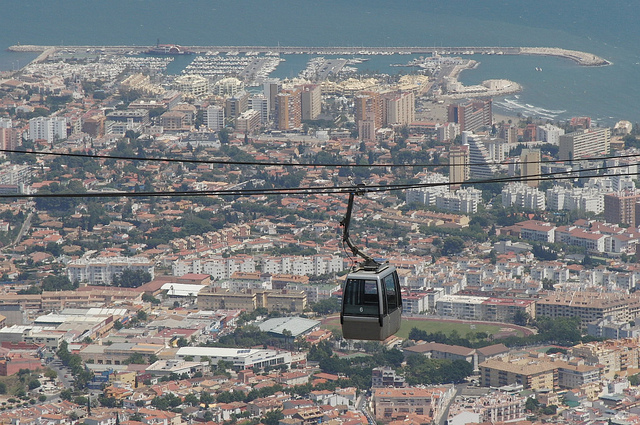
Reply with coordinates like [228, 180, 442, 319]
[343, 279, 379, 316]
[394, 272, 402, 309]
[384, 274, 397, 311]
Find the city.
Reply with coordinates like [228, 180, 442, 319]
[0, 40, 636, 425]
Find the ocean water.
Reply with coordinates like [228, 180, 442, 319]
[1, 0, 639, 125]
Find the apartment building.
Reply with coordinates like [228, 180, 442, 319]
[197, 288, 307, 313]
[535, 291, 640, 326]
[559, 127, 611, 160]
[29, 116, 67, 143]
[372, 386, 454, 422]
[570, 338, 640, 377]
[67, 256, 154, 286]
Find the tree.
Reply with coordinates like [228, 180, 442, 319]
[512, 310, 530, 326]
[263, 409, 284, 425]
[441, 236, 465, 256]
[112, 269, 152, 288]
[311, 298, 340, 315]
[42, 275, 77, 292]
[525, 397, 540, 412]
[218, 128, 230, 144]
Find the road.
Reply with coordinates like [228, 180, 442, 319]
[437, 383, 469, 425]
[356, 393, 376, 425]
[2, 209, 33, 252]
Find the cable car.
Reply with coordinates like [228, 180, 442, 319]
[341, 264, 402, 340]
[338, 188, 403, 341]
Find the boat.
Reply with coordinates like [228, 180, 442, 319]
[146, 42, 193, 55]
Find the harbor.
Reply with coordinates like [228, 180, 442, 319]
[8, 44, 611, 67]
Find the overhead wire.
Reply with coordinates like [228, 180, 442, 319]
[2, 147, 640, 169]
[0, 165, 637, 199]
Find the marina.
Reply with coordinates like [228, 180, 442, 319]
[8, 44, 611, 67]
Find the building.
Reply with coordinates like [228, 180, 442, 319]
[354, 91, 382, 141]
[449, 145, 470, 188]
[263, 79, 282, 121]
[249, 94, 270, 124]
[502, 182, 546, 210]
[537, 124, 565, 144]
[176, 346, 293, 370]
[383, 91, 415, 126]
[569, 338, 640, 378]
[0, 127, 19, 151]
[521, 149, 541, 187]
[479, 353, 557, 390]
[499, 124, 518, 144]
[535, 291, 640, 327]
[174, 74, 209, 97]
[435, 187, 481, 214]
[276, 88, 302, 130]
[559, 127, 611, 160]
[546, 186, 605, 214]
[372, 366, 406, 388]
[447, 99, 492, 132]
[404, 342, 477, 368]
[462, 132, 499, 178]
[213, 77, 245, 96]
[604, 191, 640, 227]
[405, 173, 449, 206]
[299, 84, 321, 121]
[205, 105, 225, 130]
[159, 111, 190, 131]
[29, 117, 67, 143]
[436, 295, 487, 320]
[236, 109, 261, 134]
[67, 256, 154, 286]
[448, 392, 526, 424]
[197, 288, 307, 313]
[146, 359, 207, 377]
[225, 90, 250, 120]
[79, 342, 164, 366]
[372, 386, 454, 422]
[437, 122, 460, 143]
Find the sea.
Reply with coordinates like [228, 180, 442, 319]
[1, 0, 640, 126]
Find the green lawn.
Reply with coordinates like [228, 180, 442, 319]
[323, 316, 525, 340]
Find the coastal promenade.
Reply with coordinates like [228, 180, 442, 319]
[8, 44, 611, 67]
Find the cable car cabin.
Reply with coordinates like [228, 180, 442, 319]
[340, 265, 402, 341]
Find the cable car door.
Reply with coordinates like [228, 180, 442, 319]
[380, 271, 401, 339]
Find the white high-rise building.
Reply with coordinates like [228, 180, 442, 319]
[536, 124, 565, 145]
[435, 187, 482, 214]
[249, 94, 270, 124]
[502, 182, 546, 210]
[205, 106, 225, 131]
[0, 118, 12, 129]
[29, 117, 67, 143]
[547, 185, 606, 214]
[436, 122, 460, 143]
[462, 132, 499, 178]
[406, 173, 449, 205]
[213, 77, 245, 96]
[67, 257, 154, 286]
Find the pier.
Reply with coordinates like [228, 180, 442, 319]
[8, 44, 611, 67]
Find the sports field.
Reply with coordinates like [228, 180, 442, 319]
[322, 316, 528, 340]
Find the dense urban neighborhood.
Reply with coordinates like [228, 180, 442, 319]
[0, 43, 638, 425]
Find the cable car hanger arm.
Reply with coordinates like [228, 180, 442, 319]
[340, 187, 380, 269]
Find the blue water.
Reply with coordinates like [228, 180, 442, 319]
[2, 0, 639, 124]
